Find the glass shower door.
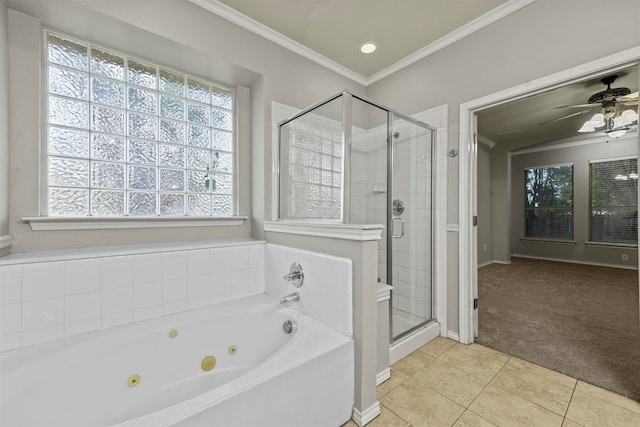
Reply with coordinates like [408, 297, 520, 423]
[389, 114, 434, 341]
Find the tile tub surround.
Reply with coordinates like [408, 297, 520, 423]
[265, 243, 353, 336]
[0, 240, 267, 352]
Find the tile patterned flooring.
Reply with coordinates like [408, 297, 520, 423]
[343, 337, 640, 427]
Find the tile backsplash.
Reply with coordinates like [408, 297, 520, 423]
[0, 240, 353, 352]
[0, 240, 266, 352]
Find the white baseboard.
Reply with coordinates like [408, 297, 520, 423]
[447, 330, 460, 342]
[478, 259, 511, 268]
[512, 254, 638, 271]
[389, 322, 440, 365]
[376, 368, 391, 386]
[352, 401, 381, 427]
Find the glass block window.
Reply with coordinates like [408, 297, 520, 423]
[524, 164, 573, 240]
[589, 157, 638, 244]
[279, 117, 343, 220]
[45, 32, 234, 217]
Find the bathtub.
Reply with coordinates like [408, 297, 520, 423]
[0, 294, 354, 427]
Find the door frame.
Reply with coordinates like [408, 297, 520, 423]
[458, 46, 640, 345]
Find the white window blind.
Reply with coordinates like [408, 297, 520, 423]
[589, 158, 638, 244]
[524, 164, 573, 239]
[45, 32, 234, 217]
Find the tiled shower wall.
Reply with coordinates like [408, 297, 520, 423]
[390, 128, 432, 320]
[351, 123, 433, 320]
[0, 241, 266, 352]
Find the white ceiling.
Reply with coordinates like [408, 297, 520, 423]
[191, 0, 529, 84]
[217, 0, 508, 78]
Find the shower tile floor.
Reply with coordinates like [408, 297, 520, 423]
[343, 337, 640, 427]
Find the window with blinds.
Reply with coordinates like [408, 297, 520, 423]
[524, 164, 573, 240]
[45, 32, 235, 217]
[589, 157, 638, 244]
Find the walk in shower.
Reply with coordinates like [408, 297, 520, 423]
[278, 91, 435, 342]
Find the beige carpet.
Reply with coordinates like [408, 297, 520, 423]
[477, 257, 640, 401]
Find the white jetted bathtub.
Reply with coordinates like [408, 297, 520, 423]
[0, 294, 354, 427]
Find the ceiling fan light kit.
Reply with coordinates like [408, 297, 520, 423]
[552, 75, 638, 139]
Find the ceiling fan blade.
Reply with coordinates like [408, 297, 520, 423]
[553, 103, 598, 109]
[619, 91, 638, 100]
[538, 109, 592, 126]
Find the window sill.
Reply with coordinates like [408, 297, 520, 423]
[22, 216, 248, 231]
[520, 237, 576, 245]
[585, 241, 638, 249]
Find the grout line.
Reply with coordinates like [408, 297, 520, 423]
[563, 379, 578, 419]
[379, 402, 410, 424]
[466, 354, 511, 409]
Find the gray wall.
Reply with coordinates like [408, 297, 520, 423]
[0, 0, 9, 256]
[5, 0, 366, 253]
[510, 137, 638, 268]
[368, 0, 640, 334]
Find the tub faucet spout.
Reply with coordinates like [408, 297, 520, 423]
[280, 292, 300, 304]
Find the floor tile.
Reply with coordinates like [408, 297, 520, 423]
[392, 348, 435, 376]
[469, 382, 564, 427]
[381, 379, 465, 426]
[438, 344, 507, 382]
[574, 380, 640, 415]
[507, 356, 577, 389]
[367, 405, 412, 427]
[411, 357, 490, 407]
[453, 410, 498, 426]
[565, 389, 640, 427]
[491, 362, 575, 415]
[561, 419, 584, 427]
[468, 343, 510, 363]
[377, 367, 409, 399]
[418, 336, 457, 358]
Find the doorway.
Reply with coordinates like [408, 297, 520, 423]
[458, 48, 640, 400]
[459, 46, 640, 343]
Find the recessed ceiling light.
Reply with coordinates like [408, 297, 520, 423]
[360, 42, 377, 54]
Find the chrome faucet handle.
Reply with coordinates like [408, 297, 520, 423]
[282, 262, 304, 288]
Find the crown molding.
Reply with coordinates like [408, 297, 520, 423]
[189, 0, 535, 87]
[366, 0, 536, 84]
[188, 0, 368, 86]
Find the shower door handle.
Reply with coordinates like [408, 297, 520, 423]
[392, 216, 405, 239]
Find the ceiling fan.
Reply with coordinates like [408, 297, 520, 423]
[540, 75, 639, 137]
